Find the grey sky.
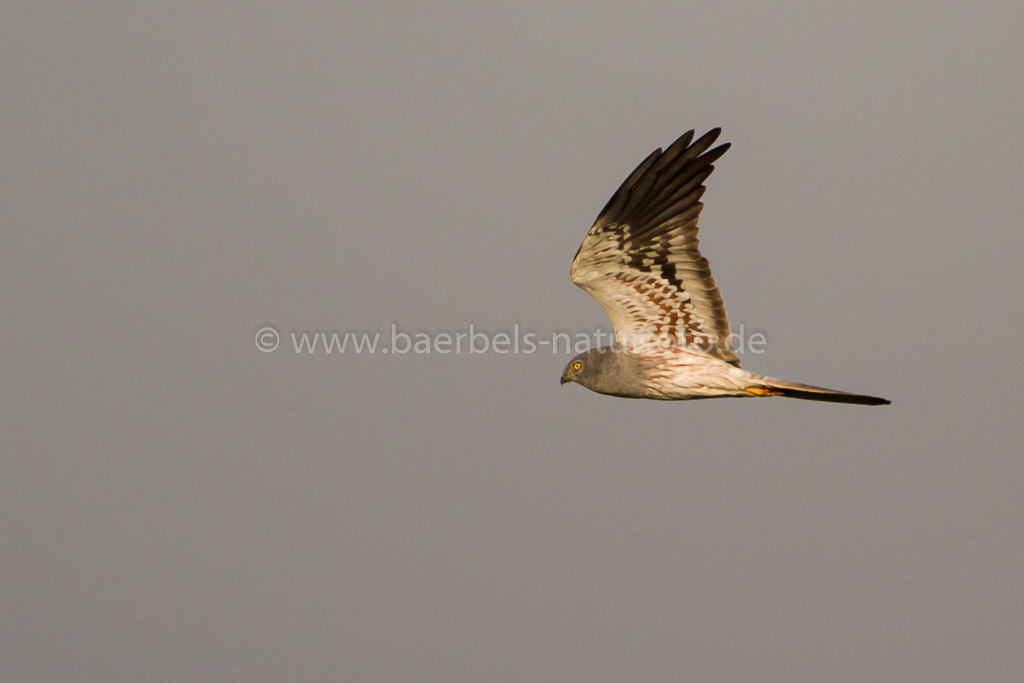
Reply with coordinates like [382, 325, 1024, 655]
[4, 1, 1023, 681]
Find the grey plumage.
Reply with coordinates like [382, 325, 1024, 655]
[559, 348, 654, 398]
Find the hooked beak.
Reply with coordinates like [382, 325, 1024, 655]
[560, 370, 572, 385]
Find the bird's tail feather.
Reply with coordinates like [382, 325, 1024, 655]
[749, 376, 890, 406]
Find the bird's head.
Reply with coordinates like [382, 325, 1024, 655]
[560, 350, 603, 388]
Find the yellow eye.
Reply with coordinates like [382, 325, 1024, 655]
[572, 361, 582, 371]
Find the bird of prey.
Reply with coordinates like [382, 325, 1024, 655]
[561, 128, 890, 406]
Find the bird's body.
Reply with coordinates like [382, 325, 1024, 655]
[560, 128, 890, 406]
[559, 345, 742, 399]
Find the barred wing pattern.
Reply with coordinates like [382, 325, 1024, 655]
[570, 128, 739, 366]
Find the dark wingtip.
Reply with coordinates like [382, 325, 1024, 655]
[696, 126, 722, 145]
[673, 129, 696, 147]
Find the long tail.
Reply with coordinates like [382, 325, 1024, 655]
[748, 376, 890, 406]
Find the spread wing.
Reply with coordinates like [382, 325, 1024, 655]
[570, 128, 739, 365]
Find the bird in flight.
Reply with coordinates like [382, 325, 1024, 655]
[561, 128, 889, 406]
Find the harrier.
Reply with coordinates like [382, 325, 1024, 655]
[561, 128, 889, 405]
